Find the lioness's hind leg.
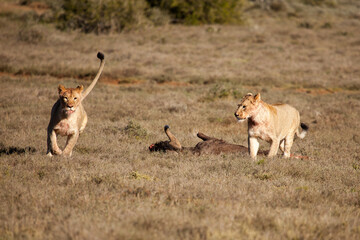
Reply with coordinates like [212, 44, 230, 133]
[283, 133, 295, 158]
[279, 140, 285, 153]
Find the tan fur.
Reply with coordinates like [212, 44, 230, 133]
[46, 53, 105, 157]
[234, 93, 308, 159]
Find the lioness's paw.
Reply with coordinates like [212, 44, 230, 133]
[62, 150, 72, 158]
[53, 149, 62, 155]
[283, 153, 290, 158]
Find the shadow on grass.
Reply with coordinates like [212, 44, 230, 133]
[0, 145, 36, 155]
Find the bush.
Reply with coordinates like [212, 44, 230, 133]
[147, 0, 245, 24]
[54, 0, 151, 34]
[53, 0, 244, 33]
[123, 120, 148, 139]
[199, 84, 243, 102]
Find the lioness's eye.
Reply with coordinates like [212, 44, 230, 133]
[243, 106, 246, 109]
[64, 97, 68, 101]
[74, 97, 77, 101]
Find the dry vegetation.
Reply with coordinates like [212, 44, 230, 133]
[1, 0, 360, 239]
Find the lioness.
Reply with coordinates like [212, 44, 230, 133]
[46, 52, 105, 157]
[234, 93, 308, 159]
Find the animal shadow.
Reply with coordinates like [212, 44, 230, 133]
[0, 144, 36, 155]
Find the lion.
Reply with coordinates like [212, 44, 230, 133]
[234, 93, 308, 159]
[46, 52, 105, 157]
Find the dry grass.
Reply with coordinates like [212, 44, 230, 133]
[1, 1, 360, 239]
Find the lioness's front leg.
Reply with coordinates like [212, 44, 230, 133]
[63, 132, 79, 157]
[248, 137, 260, 159]
[47, 128, 62, 156]
[268, 139, 280, 158]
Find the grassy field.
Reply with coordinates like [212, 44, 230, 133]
[1, 0, 360, 239]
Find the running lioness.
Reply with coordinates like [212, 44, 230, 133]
[46, 52, 105, 157]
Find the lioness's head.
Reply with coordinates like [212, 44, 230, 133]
[58, 85, 83, 115]
[234, 93, 261, 122]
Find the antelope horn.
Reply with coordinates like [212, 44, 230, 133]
[164, 125, 182, 150]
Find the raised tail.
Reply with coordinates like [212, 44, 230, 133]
[296, 123, 309, 139]
[81, 52, 105, 101]
[164, 125, 182, 150]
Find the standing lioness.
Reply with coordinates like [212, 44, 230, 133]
[46, 52, 105, 157]
[234, 93, 308, 159]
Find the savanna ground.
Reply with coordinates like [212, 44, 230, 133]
[1, 0, 360, 239]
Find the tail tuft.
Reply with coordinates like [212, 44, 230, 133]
[164, 125, 170, 131]
[297, 122, 308, 139]
[301, 123, 309, 131]
[97, 52, 104, 60]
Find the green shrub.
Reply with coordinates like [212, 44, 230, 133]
[52, 0, 244, 33]
[54, 0, 151, 33]
[147, 0, 245, 24]
[145, 7, 171, 26]
[123, 120, 148, 139]
[199, 84, 243, 102]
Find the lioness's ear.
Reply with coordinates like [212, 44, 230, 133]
[58, 85, 66, 95]
[76, 85, 84, 92]
[254, 93, 261, 102]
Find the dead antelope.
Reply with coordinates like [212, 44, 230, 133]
[149, 125, 250, 155]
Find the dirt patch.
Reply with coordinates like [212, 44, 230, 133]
[0, 2, 49, 15]
[294, 87, 335, 96]
[157, 81, 190, 87]
[0, 71, 192, 88]
[100, 77, 145, 86]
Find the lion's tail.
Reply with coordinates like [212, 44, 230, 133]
[81, 52, 105, 101]
[296, 123, 308, 139]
